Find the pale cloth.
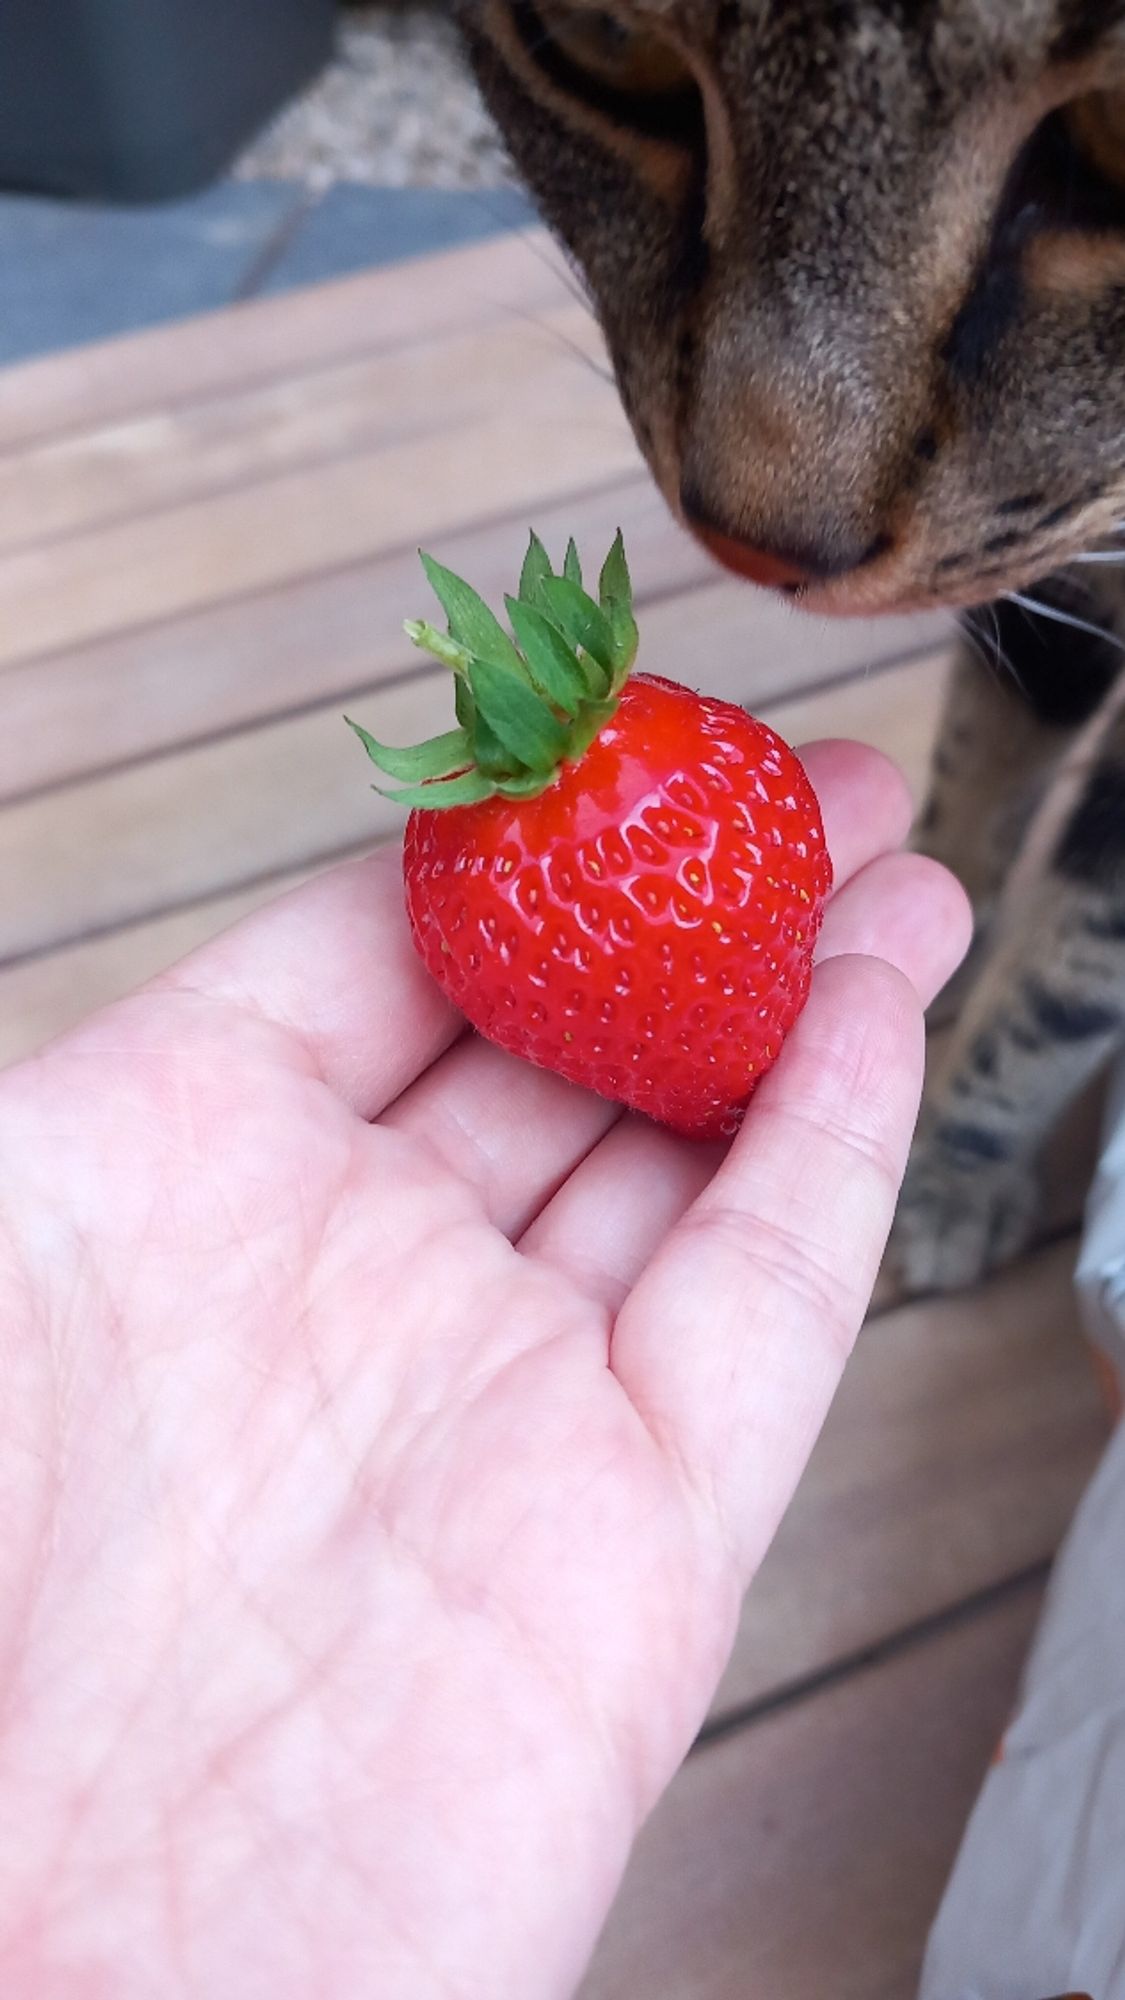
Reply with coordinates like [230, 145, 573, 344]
[919, 1060, 1125, 2000]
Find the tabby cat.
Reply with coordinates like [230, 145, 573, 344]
[455, 0, 1125, 1293]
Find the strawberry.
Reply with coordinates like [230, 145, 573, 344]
[349, 533, 832, 1140]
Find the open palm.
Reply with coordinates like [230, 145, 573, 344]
[0, 741, 967, 2000]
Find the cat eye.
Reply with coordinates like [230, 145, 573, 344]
[533, 2, 691, 93]
[1066, 90, 1125, 199]
[511, 0, 704, 147]
[1018, 105, 1125, 232]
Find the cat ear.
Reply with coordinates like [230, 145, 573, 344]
[1068, 87, 1125, 187]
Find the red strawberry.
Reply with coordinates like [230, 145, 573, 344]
[349, 533, 831, 1140]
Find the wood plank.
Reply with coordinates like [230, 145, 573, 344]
[0, 621, 947, 1058]
[0, 647, 952, 969]
[580, 1587, 1042, 2000]
[711, 1238, 1107, 1719]
[0, 227, 570, 453]
[0, 339, 641, 672]
[0, 493, 949, 802]
[0, 482, 697, 801]
[767, 646, 950, 806]
[0, 299, 608, 556]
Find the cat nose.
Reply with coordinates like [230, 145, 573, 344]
[681, 493, 889, 591]
[690, 523, 813, 591]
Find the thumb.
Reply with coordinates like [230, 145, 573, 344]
[609, 953, 924, 1577]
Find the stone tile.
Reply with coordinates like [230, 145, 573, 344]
[234, 4, 512, 194]
[0, 181, 304, 367]
[258, 182, 538, 294]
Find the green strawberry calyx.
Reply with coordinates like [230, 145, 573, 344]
[346, 531, 639, 809]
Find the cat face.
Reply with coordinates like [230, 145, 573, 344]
[458, 1, 1125, 615]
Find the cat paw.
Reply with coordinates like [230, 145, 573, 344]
[889, 1142, 1040, 1295]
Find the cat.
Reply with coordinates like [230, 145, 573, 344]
[454, 0, 1125, 1294]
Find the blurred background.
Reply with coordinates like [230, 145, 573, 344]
[0, 0, 534, 366]
[0, 11, 1111, 1996]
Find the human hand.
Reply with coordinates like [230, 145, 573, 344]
[0, 741, 969, 1999]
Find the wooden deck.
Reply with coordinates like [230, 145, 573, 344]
[0, 228, 1111, 1995]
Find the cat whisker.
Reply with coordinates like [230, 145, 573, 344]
[986, 602, 1027, 698]
[1070, 551, 1125, 566]
[509, 228, 597, 316]
[1004, 591, 1125, 652]
[959, 618, 996, 684]
[538, 322, 617, 387]
[491, 288, 614, 388]
[492, 229, 615, 384]
[962, 606, 1026, 700]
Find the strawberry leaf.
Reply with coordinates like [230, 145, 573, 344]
[403, 617, 472, 675]
[373, 768, 498, 810]
[346, 717, 472, 784]
[359, 532, 640, 818]
[599, 530, 632, 612]
[474, 712, 517, 779]
[519, 531, 554, 606]
[538, 576, 616, 688]
[420, 552, 524, 676]
[468, 653, 569, 772]
[598, 532, 638, 680]
[497, 768, 565, 799]
[606, 602, 639, 682]
[505, 595, 590, 716]
[453, 674, 476, 732]
[566, 698, 619, 760]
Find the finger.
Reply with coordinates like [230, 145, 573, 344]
[157, 848, 460, 1119]
[519, 1117, 721, 1311]
[797, 739, 914, 890]
[610, 952, 925, 1580]
[816, 850, 972, 1007]
[521, 841, 965, 1307]
[381, 1034, 619, 1237]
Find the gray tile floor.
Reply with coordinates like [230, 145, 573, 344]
[257, 183, 536, 296]
[0, 178, 538, 369]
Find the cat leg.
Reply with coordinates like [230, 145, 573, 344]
[893, 701, 1125, 1293]
[915, 593, 1121, 1018]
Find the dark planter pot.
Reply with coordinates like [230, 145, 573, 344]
[0, 0, 335, 203]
